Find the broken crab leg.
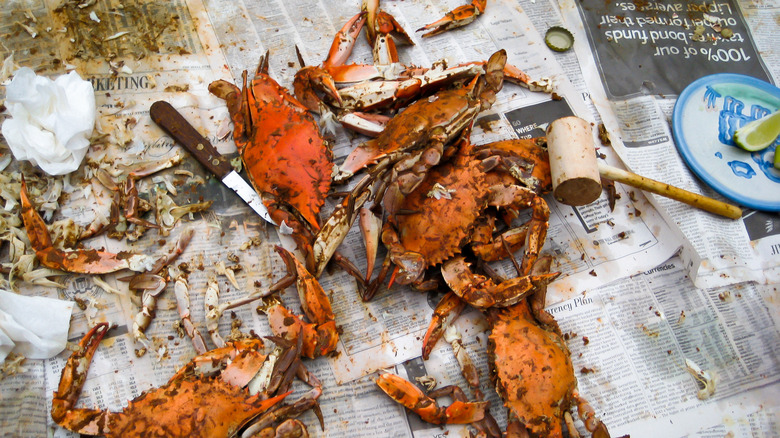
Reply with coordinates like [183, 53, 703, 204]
[205, 275, 275, 349]
[173, 274, 208, 354]
[574, 391, 611, 438]
[21, 177, 149, 274]
[443, 325, 482, 399]
[130, 274, 166, 343]
[358, 206, 382, 282]
[418, 0, 486, 38]
[422, 291, 466, 360]
[51, 323, 111, 435]
[376, 373, 488, 424]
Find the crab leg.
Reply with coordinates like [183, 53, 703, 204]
[264, 246, 338, 359]
[422, 291, 466, 360]
[376, 373, 488, 424]
[312, 174, 372, 277]
[358, 206, 382, 281]
[573, 391, 611, 438]
[418, 0, 486, 38]
[441, 257, 559, 308]
[51, 323, 113, 436]
[129, 274, 166, 343]
[174, 274, 208, 354]
[21, 178, 148, 274]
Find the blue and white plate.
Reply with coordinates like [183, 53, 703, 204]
[672, 73, 780, 212]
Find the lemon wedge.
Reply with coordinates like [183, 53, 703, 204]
[733, 110, 780, 152]
[775, 146, 780, 170]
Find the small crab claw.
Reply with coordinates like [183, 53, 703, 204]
[417, 0, 486, 38]
[51, 323, 112, 436]
[324, 11, 367, 68]
[293, 66, 343, 113]
[422, 291, 467, 360]
[441, 257, 559, 308]
[376, 373, 488, 424]
[21, 178, 148, 274]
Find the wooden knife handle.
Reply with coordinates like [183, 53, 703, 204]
[150, 100, 233, 179]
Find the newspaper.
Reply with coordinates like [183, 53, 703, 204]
[556, 0, 780, 289]
[0, 0, 777, 437]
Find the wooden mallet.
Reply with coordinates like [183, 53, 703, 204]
[545, 116, 743, 219]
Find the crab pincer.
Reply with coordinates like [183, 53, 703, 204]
[376, 373, 488, 424]
[417, 0, 486, 37]
[265, 246, 339, 359]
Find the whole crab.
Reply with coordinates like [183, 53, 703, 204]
[209, 54, 333, 274]
[378, 257, 611, 438]
[366, 135, 552, 300]
[51, 323, 322, 437]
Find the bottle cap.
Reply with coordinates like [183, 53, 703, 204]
[545, 26, 574, 52]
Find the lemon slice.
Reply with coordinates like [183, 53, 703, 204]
[775, 146, 780, 170]
[733, 110, 780, 152]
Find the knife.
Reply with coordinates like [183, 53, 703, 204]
[149, 100, 277, 226]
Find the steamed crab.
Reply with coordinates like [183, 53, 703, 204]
[209, 54, 333, 274]
[293, 15, 535, 137]
[379, 257, 611, 438]
[365, 135, 553, 301]
[52, 323, 322, 437]
[336, 49, 508, 211]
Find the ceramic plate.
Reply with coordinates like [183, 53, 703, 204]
[672, 73, 780, 212]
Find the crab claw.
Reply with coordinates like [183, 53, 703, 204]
[441, 257, 560, 308]
[293, 66, 343, 113]
[265, 246, 338, 359]
[417, 0, 486, 37]
[324, 11, 367, 68]
[422, 291, 466, 360]
[376, 373, 488, 424]
[51, 323, 112, 435]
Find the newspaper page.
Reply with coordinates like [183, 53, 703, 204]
[0, 0, 777, 437]
[557, 0, 780, 289]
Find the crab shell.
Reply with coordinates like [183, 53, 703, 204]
[210, 69, 332, 229]
[51, 324, 292, 437]
[487, 301, 576, 438]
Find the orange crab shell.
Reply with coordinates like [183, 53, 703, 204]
[475, 137, 551, 194]
[487, 302, 576, 438]
[393, 158, 488, 269]
[225, 72, 332, 229]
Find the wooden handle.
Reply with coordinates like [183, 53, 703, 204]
[598, 162, 743, 220]
[150, 101, 233, 179]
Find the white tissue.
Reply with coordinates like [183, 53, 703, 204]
[1, 67, 96, 175]
[0, 289, 74, 362]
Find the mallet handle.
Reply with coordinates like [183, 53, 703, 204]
[598, 162, 743, 220]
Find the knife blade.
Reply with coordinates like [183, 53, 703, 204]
[149, 100, 277, 226]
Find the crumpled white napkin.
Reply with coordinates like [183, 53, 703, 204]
[0, 289, 74, 362]
[1, 67, 96, 175]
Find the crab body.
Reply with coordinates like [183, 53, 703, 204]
[380, 137, 551, 287]
[210, 67, 331, 230]
[50, 324, 317, 437]
[487, 301, 575, 438]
